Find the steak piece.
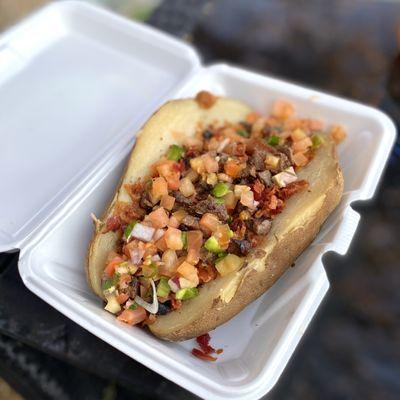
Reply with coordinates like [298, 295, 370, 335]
[228, 238, 252, 256]
[193, 196, 229, 221]
[257, 170, 272, 186]
[253, 219, 272, 235]
[180, 215, 200, 230]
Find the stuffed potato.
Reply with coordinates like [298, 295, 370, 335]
[86, 91, 344, 341]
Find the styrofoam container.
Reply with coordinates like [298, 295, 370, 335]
[0, 2, 395, 399]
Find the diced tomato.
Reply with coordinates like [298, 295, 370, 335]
[199, 213, 220, 234]
[186, 230, 203, 265]
[224, 191, 237, 211]
[116, 293, 129, 304]
[156, 160, 181, 190]
[240, 190, 255, 208]
[160, 249, 178, 276]
[224, 159, 245, 178]
[330, 125, 347, 144]
[119, 274, 132, 289]
[117, 307, 147, 326]
[177, 261, 199, 286]
[214, 224, 232, 249]
[104, 215, 121, 233]
[191, 348, 217, 362]
[148, 207, 169, 229]
[104, 257, 123, 278]
[151, 177, 168, 201]
[168, 216, 180, 228]
[160, 194, 175, 210]
[155, 235, 168, 251]
[292, 152, 309, 167]
[246, 111, 261, 124]
[165, 227, 184, 250]
[292, 137, 312, 153]
[272, 100, 295, 120]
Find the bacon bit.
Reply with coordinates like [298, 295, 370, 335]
[196, 333, 215, 354]
[252, 180, 265, 201]
[191, 348, 217, 362]
[124, 181, 143, 201]
[198, 264, 218, 284]
[170, 297, 182, 310]
[195, 91, 217, 109]
[231, 218, 246, 240]
[114, 201, 145, 224]
[142, 313, 157, 326]
[278, 180, 309, 200]
[103, 215, 122, 233]
[330, 125, 347, 144]
[192, 333, 223, 362]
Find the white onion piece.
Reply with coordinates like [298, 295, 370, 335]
[217, 138, 230, 153]
[134, 280, 158, 314]
[131, 223, 155, 242]
[130, 248, 145, 265]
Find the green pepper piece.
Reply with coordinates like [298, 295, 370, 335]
[167, 144, 185, 161]
[237, 130, 249, 138]
[212, 182, 230, 198]
[181, 231, 188, 249]
[312, 134, 323, 149]
[267, 135, 280, 146]
[204, 236, 223, 253]
[214, 197, 225, 205]
[102, 274, 119, 291]
[124, 220, 138, 240]
[157, 277, 171, 298]
[142, 262, 158, 278]
[175, 287, 199, 300]
[216, 251, 228, 263]
[129, 303, 138, 310]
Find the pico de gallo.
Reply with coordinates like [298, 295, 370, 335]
[99, 92, 346, 328]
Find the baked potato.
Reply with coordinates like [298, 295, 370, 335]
[86, 92, 344, 342]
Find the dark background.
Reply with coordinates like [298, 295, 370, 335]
[0, 1, 399, 399]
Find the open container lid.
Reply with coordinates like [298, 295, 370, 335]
[0, 1, 200, 252]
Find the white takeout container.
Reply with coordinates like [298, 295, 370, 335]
[0, 2, 396, 399]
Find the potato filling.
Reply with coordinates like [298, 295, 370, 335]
[100, 98, 346, 325]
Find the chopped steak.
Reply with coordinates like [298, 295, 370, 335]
[193, 196, 229, 221]
[181, 215, 200, 230]
[253, 219, 272, 235]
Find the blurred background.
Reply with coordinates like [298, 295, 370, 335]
[0, 0, 399, 399]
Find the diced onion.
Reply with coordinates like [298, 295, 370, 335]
[134, 279, 158, 314]
[130, 248, 145, 265]
[131, 223, 155, 242]
[168, 277, 180, 293]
